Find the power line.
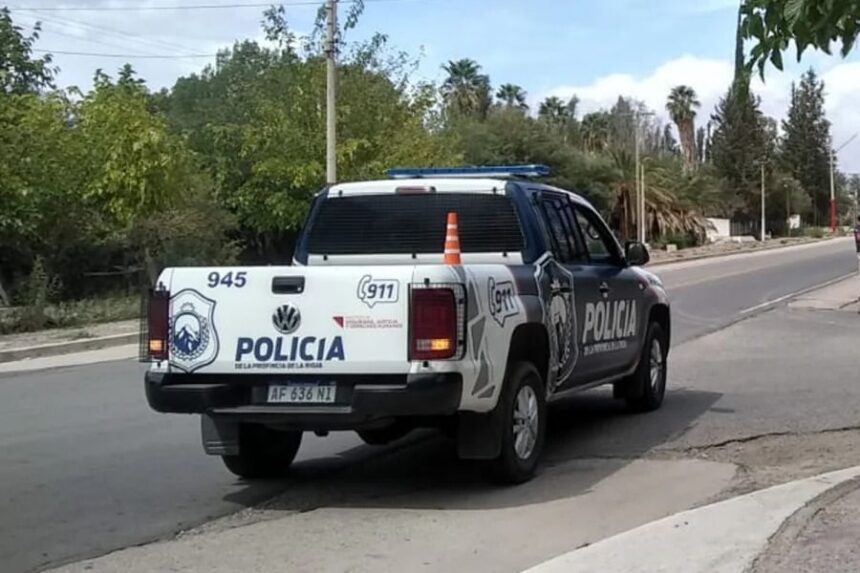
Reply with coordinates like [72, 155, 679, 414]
[14, 10, 205, 56]
[14, 13, 179, 58]
[33, 49, 216, 59]
[9, 0, 355, 12]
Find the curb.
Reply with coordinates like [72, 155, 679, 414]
[523, 465, 860, 573]
[0, 332, 139, 364]
[649, 236, 843, 268]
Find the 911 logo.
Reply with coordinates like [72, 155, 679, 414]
[488, 277, 519, 327]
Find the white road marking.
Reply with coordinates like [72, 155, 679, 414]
[738, 271, 858, 315]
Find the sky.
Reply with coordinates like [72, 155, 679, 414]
[8, 0, 860, 172]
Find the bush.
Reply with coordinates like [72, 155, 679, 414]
[14, 257, 61, 332]
[0, 293, 139, 335]
[804, 226, 826, 239]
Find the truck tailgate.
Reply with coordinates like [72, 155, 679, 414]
[164, 266, 413, 375]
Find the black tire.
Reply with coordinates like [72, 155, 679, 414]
[624, 322, 668, 412]
[221, 424, 302, 479]
[356, 421, 412, 446]
[489, 361, 547, 484]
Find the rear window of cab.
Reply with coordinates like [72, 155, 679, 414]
[305, 193, 525, 256]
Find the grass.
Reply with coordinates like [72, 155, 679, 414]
[0, 293, 140, 335]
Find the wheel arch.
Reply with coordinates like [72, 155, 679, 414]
[648, 303, 671, 351]
[505, 322, 550, 387]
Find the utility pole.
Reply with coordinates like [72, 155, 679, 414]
[640, 163, 646, 243]
[325, 0, 337, 185]
[830, 133, 859, 232]
[633, 110, 655, 244]
[761, 162, 766, 241]
[829, 146, 836, 233]
[634, 125, 641, 243]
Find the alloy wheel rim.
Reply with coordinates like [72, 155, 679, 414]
[650, 338, 664, 392]
[513, 385, 539, 460]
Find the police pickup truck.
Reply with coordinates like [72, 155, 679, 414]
[143, 165, 670, 483]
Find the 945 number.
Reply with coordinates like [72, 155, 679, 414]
[207, 271, 247, 288]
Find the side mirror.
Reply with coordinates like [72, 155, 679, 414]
[625, 241, 650, 266]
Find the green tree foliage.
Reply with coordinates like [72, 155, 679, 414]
[741, 0, 860, 76]
[709, 79, 768, 220]
[581, 111, 611, 153]
[495, 83, 528, 111]
[78, 70, 193, 224]
[781, 69, 832, 225]
[441, 58, 491, 119]
[0, 8, 54, 94]
[166, 35, 459, 255]
[666, 85, 700, 172]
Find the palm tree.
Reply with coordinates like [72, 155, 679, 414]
[610, 152, 714, 242]
[538, 96, 566, 124]
[496, 83, 528, 110]
[441, 59, 491, 118]
[581, 111, 611, 153]
[666, 85, 701, 173]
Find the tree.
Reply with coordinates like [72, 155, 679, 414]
[495, 83, 527, 111]
[566, 95, 579, 120]
[581, 111, 611, 153]
[661, 124, 679, 155]
[440, 58, 491, 119]
[538, 96, 567, 125]
[666, 85, 700, 172]
[781, 69, 832, 225]
[709, 79, 768, 220]
[608, 96, 638, 152]
[0, 8, 55, 94]
[740, 0, 860, 76]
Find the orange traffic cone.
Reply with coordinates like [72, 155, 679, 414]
[444, 212, 462, 265]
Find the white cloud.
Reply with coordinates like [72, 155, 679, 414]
[540, 55, 860, 173]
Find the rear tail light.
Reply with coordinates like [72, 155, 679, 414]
[142, 289, 170, 361]
[409, 286, 464, 361]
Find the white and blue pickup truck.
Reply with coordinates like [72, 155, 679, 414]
[142, 165, 670, 483]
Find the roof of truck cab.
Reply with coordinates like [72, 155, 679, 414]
[329, 178, 508, 195]
[327, 178, 589, 203]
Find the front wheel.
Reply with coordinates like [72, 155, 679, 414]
[221, 424, 302, 479]
[489, 361, 547, 484]
[624, 322, 668, 412]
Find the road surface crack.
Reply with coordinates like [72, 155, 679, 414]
[673, 424, 860, 453]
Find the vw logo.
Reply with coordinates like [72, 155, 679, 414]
[272, 303, 301, 334]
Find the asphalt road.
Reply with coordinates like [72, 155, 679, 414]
[656, 239, 857, 343]
[1, 238, 856, 573]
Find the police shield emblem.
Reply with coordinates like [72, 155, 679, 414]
[169, 289, 219, 373]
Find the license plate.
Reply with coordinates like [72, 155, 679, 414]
[267, 384, 336, 404]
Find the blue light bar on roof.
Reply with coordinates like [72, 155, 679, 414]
[386, 164, 551, 179]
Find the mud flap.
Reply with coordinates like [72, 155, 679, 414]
[613, 355, 646, 399]
[201, 414, 239, 456]
[456, 407, 504, 460]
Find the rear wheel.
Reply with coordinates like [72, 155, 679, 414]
[489, 361, 546, 484]
[624, 322, 668, 412]
[221, 424, 302, 479]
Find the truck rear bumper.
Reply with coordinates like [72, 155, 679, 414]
[145, 371, 462, 430]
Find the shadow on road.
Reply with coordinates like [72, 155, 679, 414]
[225, 387, 722, 513]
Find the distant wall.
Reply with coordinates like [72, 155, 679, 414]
[707, 218, 731, 242]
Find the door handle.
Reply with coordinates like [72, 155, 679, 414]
[272, 276, 305, 294]
[599, 282, 611, 294]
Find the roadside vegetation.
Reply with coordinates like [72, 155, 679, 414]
[1, 2, 858, 333]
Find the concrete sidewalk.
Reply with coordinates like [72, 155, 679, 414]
[0, 319, 138, 364]
[788, 272, 859, 312]
[526, 466, 860, 573]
